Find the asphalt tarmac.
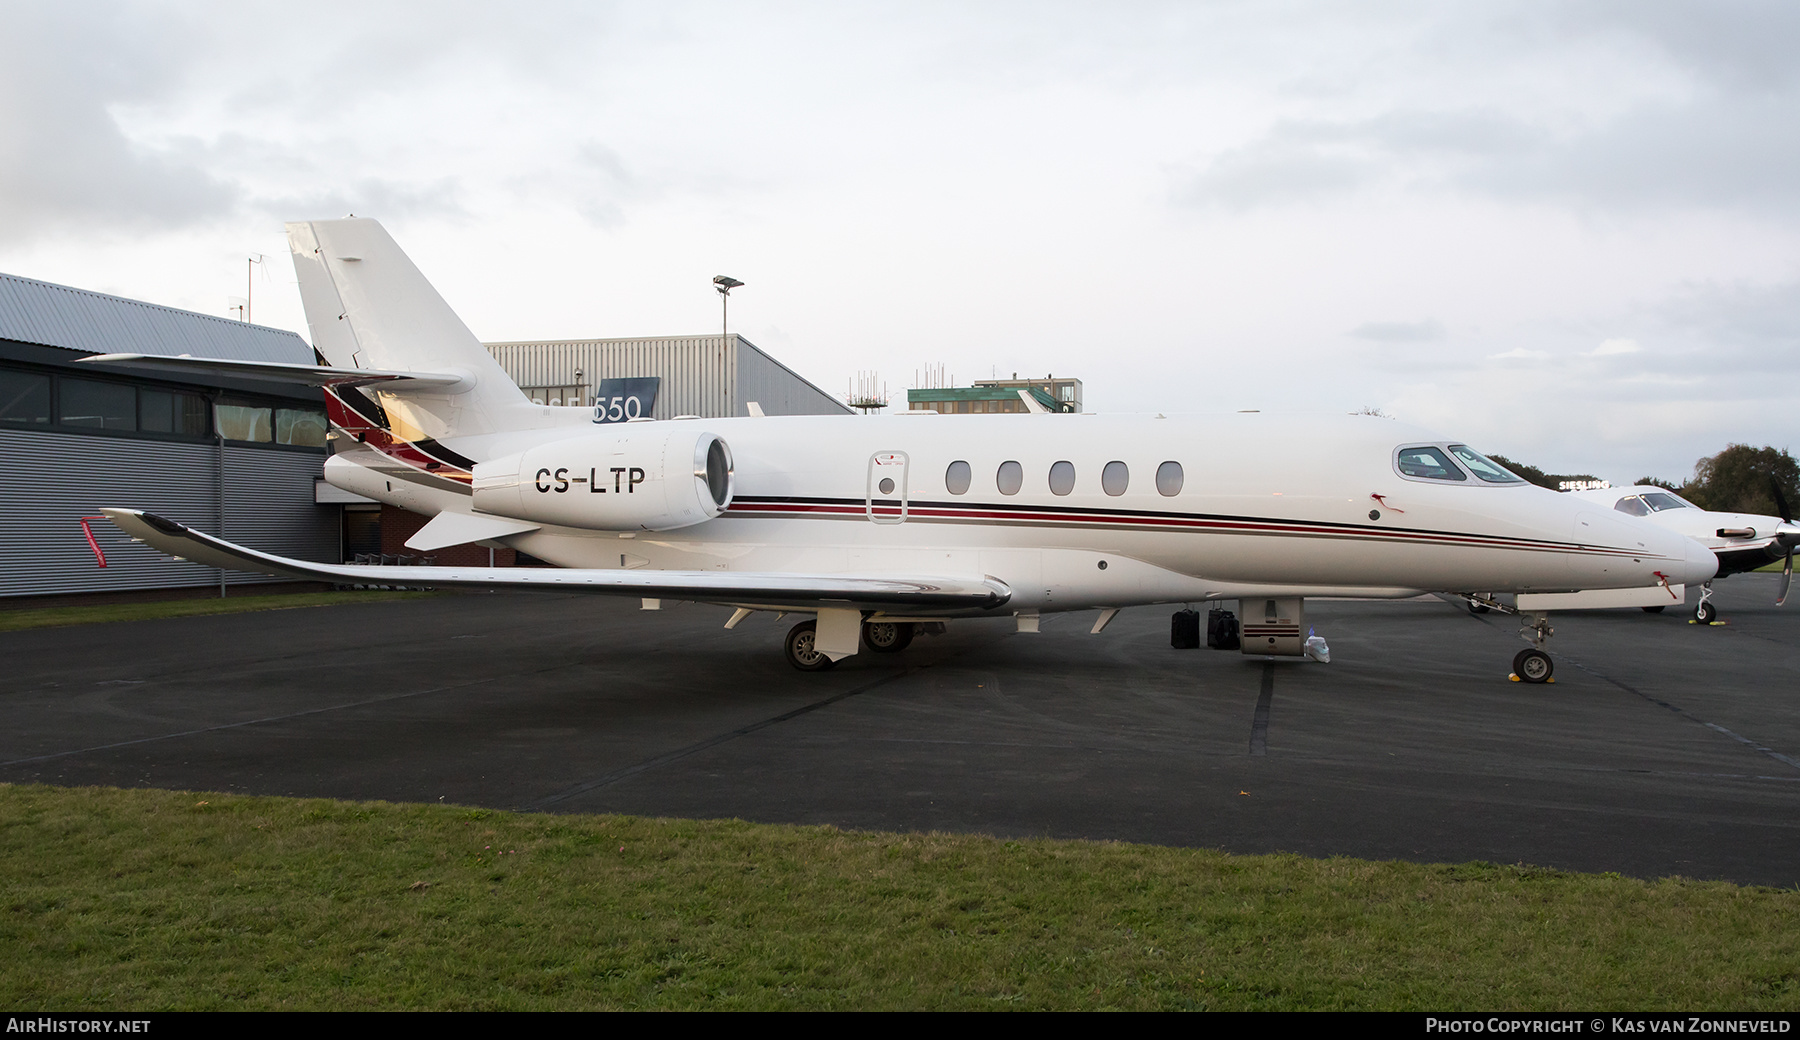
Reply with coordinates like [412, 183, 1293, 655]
[4, 577, 1797, 885]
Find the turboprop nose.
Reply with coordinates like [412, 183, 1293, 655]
[1674, 533, 1720, 586]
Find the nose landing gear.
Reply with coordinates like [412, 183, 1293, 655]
[1512, 647, 1554, 683]
[1693, 582, 1719, 624]
[1466, 595, 1557, 684]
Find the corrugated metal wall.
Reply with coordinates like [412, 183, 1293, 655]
[0, 272, 311, 363]
[0, 429, 337, 597]
[486, 334, 850, 418]
[736, 340, 851, 416]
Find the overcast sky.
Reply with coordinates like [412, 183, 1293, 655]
[2, 1, 1795, 483]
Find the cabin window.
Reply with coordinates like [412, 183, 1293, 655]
[1395, 445, 1467, 481]
[945, 460, 971, 495]
[1102, 461, 1128, 496]
[1156, 461, 1183, 496]
[1613, 496, 1650, 517]
[1448, 444, 1524, 484]
[1049, 460, 1075, 496]
[997, 460, 1023, 495]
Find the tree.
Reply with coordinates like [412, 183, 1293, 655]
[1486, 454, 1602, 492]
[1681, 445, 1800, 516]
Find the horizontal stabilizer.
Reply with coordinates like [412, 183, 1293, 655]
[101, 509, 1012, 612]
[405, 511, 541, 552]
[76, 354, 470, 392]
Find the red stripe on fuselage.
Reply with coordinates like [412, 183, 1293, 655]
[721, 498, 1652, 559]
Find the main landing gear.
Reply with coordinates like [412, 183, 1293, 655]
[784, 619, 834, 672]
[862, 620, 915, 653]
[1466, 595, 1556, 684]
[782, 617, 922, 671]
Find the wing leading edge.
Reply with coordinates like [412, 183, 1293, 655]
[100, 509, 1012, 612]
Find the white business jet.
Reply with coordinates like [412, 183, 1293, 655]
[1562, 485, 1798, 623]
[84, 219, 1717, 684]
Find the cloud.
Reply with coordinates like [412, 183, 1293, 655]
[1591, 338, 1641, 355]
[1172, 5, 1800, 217]
[1350, 319, 1446, 343]
[256, 178, 468, 227]
[1179, 98, 1800, 216]
[1487, 348, 1551, 360]
[0, 7, 238, 243]
[1657, 278, 1800, 352]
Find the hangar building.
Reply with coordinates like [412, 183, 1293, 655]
[486, 334, 851, 418]
[0, 272, 335, 598]
[2, 272, 856, 599]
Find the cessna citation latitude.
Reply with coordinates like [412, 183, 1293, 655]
[84, 218, 1718, 685]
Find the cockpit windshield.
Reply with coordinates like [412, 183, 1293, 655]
[1641, 491, 1697, 512]
[1395, 446, 1467, 481]
[1447, 445, 1525, 484]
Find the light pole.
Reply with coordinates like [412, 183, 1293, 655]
[713, 275, 743, 341]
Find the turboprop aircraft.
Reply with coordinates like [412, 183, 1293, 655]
[83, 218, 1718, 685]
[1561, 485, 1799, 623]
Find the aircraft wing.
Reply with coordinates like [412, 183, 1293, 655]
[101, 509, 1012, 611]
[76, 354, 469, 392]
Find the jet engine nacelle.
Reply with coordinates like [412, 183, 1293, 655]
[471, 426, 733, 532]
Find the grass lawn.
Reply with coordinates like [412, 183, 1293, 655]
[2, 784, 1796, 1010]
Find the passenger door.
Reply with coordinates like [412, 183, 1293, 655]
[866, 451, 909, 524]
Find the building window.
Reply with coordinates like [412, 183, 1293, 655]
[1102, 461, 1128, 496]
[60, 378, 136, 430]
[139, 389, 210, 437]
[1156, 461, 1184, 496]
[945, 460, 971, 495]
[216, 401, 273, 442]
[277, 407, 328, 447]
[0, 370, 51, 427]
[1049, 460, 1075, 496]
[997, 460, 1023, 496]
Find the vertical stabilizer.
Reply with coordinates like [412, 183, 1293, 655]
[287, 218, 531, 440]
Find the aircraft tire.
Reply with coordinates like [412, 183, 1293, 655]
[863, 621, 914, 653]
[785, 620, 837, 672]
[1468, 599, 1490, 615]
[1512, 648, 1553, 684]
[1696, 601, 1718, 624]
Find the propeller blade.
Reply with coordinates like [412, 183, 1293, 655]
[1780, 549, 1793, 608]
[1772, 477, 1794, 525]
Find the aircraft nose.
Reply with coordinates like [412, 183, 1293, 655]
[1675, 534, 1719, 586]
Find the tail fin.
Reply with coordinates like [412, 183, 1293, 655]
[287, 218, 530, 440]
